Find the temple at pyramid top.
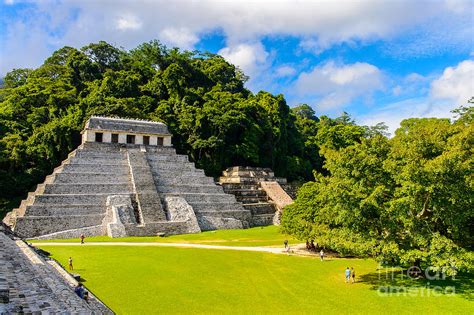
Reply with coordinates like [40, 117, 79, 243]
[82, 116, 172, 146]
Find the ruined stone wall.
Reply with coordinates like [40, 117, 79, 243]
[0, 225, 112, 313]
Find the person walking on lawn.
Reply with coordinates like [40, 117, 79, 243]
[345, 267, 351, 283]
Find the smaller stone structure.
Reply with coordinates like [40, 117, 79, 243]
[218, 166, 293, 226]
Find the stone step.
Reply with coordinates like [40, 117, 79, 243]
[62, 164, 130, 173]
[155, 176, 215, 186]
[151, 168, 205, 177]
[195, 210, 251, 220]
[220, 177, 285, 184]
[43, 183, 131, 194]
[251, 214, 274, 226]
[32, 183, 46, 195]
[222, 189, 267, 197]
[81, 142, 124, 151]
[164, 192, 236, 204]
[24, 205, 105, 216]
[243, 203, 276, 215]
[69, 157, 128, 165]
[147, 161, 196, 171]
[234, 195, 268, 203]
[146, 154, 189, 162]
[54, 173, 130, 183]
[220, 183, 261, 190]
[190, 202, 245, 212]
[14, 214, 105, 237]
[234, 197, 269, 203]
[73, 151, 127, 159]
[156, 184, 224, 194]
[143, 146, 177, 155]
[33, 194, 129, 206]
[235, 196, 268, 204]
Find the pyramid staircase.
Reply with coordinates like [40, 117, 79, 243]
[146, 147, 251, 230]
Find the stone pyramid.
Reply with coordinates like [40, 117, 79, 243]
[3, 117, 251, 239]
[218, 166, 293, 225]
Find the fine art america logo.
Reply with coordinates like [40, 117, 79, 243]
[377, 265, 456, 297]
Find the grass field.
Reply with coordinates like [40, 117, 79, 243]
[31, 226, 297, 247]
[38, 230, 473, 314]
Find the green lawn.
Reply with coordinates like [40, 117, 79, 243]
[31, 226, 297, 247]
[41, 245, 473, 314]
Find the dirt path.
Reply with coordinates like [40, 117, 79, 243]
[33, 242, 291, 254]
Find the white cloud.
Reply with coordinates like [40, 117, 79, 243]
[405, 73, 427, 83]
[0, 10, 55, 73]
[444, 0, 472, 14]
[392, 85, 402, 96]
[430, 60, 474, 105]
[386, 72, 431, 99]
[218, 42, 269, 78]
[0, 0, 471, 75]
[294, 61, 385, 109]
[159, 28, 199, 50]
[275, 65, 296, 78]
[116, 15, 142, 31]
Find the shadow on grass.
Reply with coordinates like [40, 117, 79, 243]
[359, 269, 473, 301]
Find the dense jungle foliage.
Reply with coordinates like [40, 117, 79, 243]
[282, 105, 474, 274]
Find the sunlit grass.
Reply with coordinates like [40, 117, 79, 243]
[30, 225, 297, 247]
[41, 245, 473, 314]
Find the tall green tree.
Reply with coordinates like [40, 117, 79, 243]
[282, 111, 474, 274]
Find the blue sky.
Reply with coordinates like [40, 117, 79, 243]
[1, 0, 473, 134]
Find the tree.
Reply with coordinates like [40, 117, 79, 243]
[282, 113, 474, 275]
[2, 68, 32, 88]
[81, 41, 123, 72]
